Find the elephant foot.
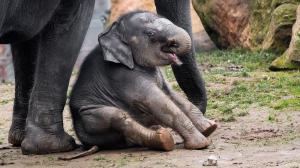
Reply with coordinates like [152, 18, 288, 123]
[190, 107, 217, 137]
[21, 124, 76, 155]
[196, 119, 218, 137]
[8, 119, 26, 146]
[145, 128, 175, 151]
[184, 132, 211, 150]
[8, 129, 25, 147]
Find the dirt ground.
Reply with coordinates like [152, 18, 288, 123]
[1, 79, 300, 168]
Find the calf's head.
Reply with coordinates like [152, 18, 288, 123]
[98, 11, 192, 69]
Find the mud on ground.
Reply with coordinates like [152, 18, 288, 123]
[1, 82, 300, 167]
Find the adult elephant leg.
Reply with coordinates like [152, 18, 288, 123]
[8, 40, 37, 146]
[155, 0, 207, 113]
[21, 0, 95, 155]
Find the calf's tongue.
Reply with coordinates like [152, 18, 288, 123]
[169, 53, 182, 66]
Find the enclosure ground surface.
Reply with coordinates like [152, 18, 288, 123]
[0, 50, 300, 168]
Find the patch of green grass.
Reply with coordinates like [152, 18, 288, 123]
[163, 49, 299, 122]
[163, 66, 175, 82]
[72, 69, 79, 76]
[110, 155, 131, 167]
[94, 156, 107, 161]
[171, 83, 181, 92]
[197, 49, 300, 121]
[267, 112, 279, 122]
[236, 110, 249, 117]
[256, 130, 300, 146]
[220, 115, 236, 122]
[0, 98, 13, 105]
[197, 49, 277, 71]
[272, 98, 300, 110]
[47, 156, 55, 162]
[163, 66, 182, 92]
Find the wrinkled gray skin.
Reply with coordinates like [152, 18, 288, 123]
[70, 12, 217, 151]
[0, 0, 95, 155]
[1, 0, 207, 155]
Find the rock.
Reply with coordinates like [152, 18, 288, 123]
[262, 3, 298, 53]
[270, 5, 300, 70]
[110, 0, 205, 34]
[202, 155, 218, 166]
[110, 0, 216, 53]
[109, 0, 156, 23]
[193, 31, 217, 52]
[192, 0, 250, 49]
[192, 0, 300, 51]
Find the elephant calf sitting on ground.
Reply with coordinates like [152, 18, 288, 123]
[70, 11, 217, 152]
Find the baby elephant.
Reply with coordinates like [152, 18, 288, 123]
[70, 11, 217, 153]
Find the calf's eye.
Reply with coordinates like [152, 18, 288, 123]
[144, 30, 155, 37]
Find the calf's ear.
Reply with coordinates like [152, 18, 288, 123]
[98, 22, 134, 69]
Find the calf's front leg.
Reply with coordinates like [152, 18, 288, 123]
[135, 85, 211, 149]
[162, 82, 217, 137]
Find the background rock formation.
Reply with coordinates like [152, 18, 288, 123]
[192, 0, 250, 49]
[110, 0, 204, 33]
[270, 5, 300, 70]
[192, 0, 299, 50]
[110, 0, 216, 52]
[192, 0, 300, 69]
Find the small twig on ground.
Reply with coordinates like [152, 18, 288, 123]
[0, 159, 14, 166]
[58, 146, 100, 161]
[0, 145, 19, 150]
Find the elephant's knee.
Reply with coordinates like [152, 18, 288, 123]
[111, 110, 133, 128]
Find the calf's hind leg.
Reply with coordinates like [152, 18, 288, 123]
[79, 106, 175, 151]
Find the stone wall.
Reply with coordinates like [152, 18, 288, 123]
[110, 0, 215, 52]
[192, 0, 300, 69]
[270, 5, 300, 70]
[110, 0, 205, 33]
[192, 0, 300, 51]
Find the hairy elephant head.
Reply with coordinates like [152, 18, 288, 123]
[98, 11, 192, 69]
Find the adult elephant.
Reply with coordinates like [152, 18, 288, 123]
[0, 0, 207, 154]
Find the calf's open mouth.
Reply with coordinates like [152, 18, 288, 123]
[167, 52, 182, 65]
